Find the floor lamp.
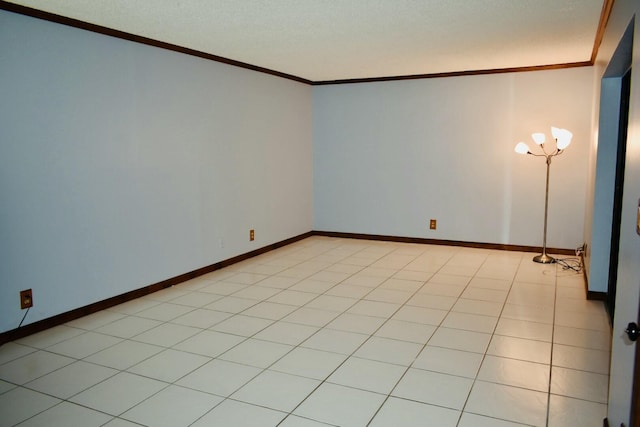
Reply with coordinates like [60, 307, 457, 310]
[515, 127, 573, 264]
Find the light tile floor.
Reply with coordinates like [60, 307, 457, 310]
[0, 236, 611, 426]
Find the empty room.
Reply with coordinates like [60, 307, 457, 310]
[1, 1, 640, 426]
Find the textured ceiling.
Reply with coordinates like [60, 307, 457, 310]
[6, 0, 606, 82]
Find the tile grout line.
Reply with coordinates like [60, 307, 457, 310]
[278, 242, 438, 426]
[454, 249, 521, 427]
[547, 261, 560, 427]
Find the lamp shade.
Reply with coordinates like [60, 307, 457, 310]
[514, 142, 530, 154]
[532, 133, 546, 145]
[552, 127, 573, 150]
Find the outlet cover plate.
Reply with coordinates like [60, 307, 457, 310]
[20, 289, 33, 309]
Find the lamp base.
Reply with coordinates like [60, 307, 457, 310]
[533, 254, 556, 264]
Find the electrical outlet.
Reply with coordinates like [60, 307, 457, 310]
[20, 289, 33, 309]
[250, 229, 255, 241]
[429, 219, 437, 230]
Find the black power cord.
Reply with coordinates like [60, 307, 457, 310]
[555, 257, 583, 273]
[18, 307, 30, 328]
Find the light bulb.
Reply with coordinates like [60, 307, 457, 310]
[552, 127, 573, 150]
[531, 133, 546, 145]
[514, 142, 530, 154]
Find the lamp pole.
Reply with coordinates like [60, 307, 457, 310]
[534, 155, 555, 264]
[514, 127, 572, 264]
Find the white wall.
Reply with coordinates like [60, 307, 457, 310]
[0, 10, 313, 334]
[313, 68, 593, 249]
[587, 1, 640, 424]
